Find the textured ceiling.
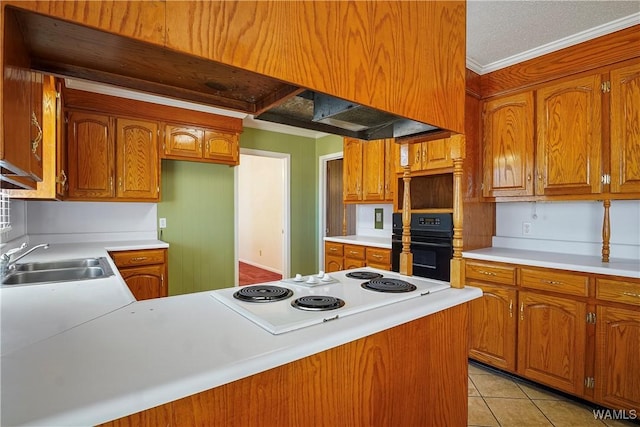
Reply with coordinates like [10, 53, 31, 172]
[467, 0, 640, 74]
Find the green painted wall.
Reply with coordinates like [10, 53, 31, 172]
[158, 128, 342, 295]
[158, 160, 235, 295]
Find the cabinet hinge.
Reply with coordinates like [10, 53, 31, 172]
[586, 312, 597, 324]
[600, 81, 611, 93]
[584, 377, 595, 389]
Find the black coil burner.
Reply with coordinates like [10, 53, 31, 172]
[345, 271, 384, 280]
[233, 285, 293, 303]
[361, 278, 417, 293]
[291, 295, 345, 311]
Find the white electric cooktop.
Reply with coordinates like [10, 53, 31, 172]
[211, 267, 450, 334]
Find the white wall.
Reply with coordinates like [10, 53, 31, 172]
[238, 154, 284, 273]
[494, 200, 640, 260]
[356, 204, 393, 238]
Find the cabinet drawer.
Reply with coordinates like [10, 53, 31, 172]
[520, 268, 589, 296]
[110, 249, 166, 267]
[325, 242, 344, 257]
[466, 261, 516, 286]
[596, 278, 640, 306]
[366, 247, 391, 266]
[344, 244, 366, 260]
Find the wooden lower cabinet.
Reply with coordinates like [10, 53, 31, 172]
[595, 304, 640, 412]
[99, 304, 470, 427]
[324, 242, 391, 272]
[468, 283, 517, 371]
[517, 291, 586, 396]
[110, 248, 168, 300]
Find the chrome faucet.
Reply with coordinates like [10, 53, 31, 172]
[0, 243, 50, 278]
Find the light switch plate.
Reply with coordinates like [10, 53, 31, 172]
[374, 208, 383, 229]
[159, 218, 167, 229]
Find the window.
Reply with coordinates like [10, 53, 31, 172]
[0, 190, 10, 233]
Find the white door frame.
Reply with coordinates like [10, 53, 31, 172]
[235, 148, 291, 286]
[317, 151, 343, 270]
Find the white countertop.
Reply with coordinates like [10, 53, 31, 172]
[463, 247, 640, 279]
[1, 257, 479, 426]
[324, 235, 392, 249]
[1, 240, 168, 356]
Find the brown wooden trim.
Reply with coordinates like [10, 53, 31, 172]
[480, 25, 640, 98]
[63, 88, 243, 133]
[466, 68, 482, 98]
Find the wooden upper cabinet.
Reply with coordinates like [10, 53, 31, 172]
[116, 118, 159, 200]
[384, 139, 396, 201]
[482, 92, 535, 197]
[67, 111, 114, 199]
[536, 74, 602, 196]
[408, 138, 453, 173]
[610, 62, 640, 194]
[164, 126, 203, 159]
[343, 138, 363, 202]
[203, 130, 239, 165]
[517, 291, 586, 396]
[362, 139, 385, 201]
[163, 125, 240, 166]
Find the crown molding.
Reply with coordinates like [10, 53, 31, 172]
[474, 12, 640, 75]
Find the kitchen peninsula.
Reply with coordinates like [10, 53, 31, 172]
[1, 244, 481, 427]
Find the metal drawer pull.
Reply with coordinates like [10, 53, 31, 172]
[131, 257, 148, 262]
[622, 292, 640, 298]
[520, 302, 524, 321]
[349, 251, 359, 255]
[329, 248, 337, 252]
[371, 254, 383, 259]
[478, 270, 497, 276]
[543, 280, 562, 285]
[509, 300, 513, 318]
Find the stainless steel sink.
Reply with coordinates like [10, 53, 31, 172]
[15, 258, 102, 271]
[2, 257, 115, 286]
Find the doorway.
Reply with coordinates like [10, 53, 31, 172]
[318, 153, 355, 269]
[235, 149, 290, 286]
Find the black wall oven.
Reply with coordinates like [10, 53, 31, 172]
[391, 213, 453, 282]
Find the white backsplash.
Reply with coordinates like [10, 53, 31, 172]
[356, 204, 393, 238]
[25, 201, 158, 244]
[494, 200, 640, 260]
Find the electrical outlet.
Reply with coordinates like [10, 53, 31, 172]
[159, 218, 167, 229]
[522, 222, 532, 235]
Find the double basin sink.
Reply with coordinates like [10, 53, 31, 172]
[2, 257, 115, 285]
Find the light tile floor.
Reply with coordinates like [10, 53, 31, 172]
[468, 361, 639, 427]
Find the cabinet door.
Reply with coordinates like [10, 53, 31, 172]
[116, 118, 159, 200]
[343, 138, 363, 202]
[595, 305, 640, 412]
[610, 63, 640, 194]
[362, 139, 385, 201]
[409, 143, 423, 172]
[468, 283, 517, 371]
[482, 92, 534, 197]
[345, 258, 366, 270]
[203, 130, 239, 165]
[536, 75, 602, 196]
[67, 111, 114, 199]
[325, 256, 344, 273]
[384, 139, 396, 200]
[120, 264, 166, 300]
[517, 291, 586, 396]
[29, 71, 44, 181]
[164, 125, 203, 159]
[422, 138, 452, 170]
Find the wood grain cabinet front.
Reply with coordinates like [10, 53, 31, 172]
[466, 261, 517, 371]
[517, 290, 587, 396]
[110, 249, 168, 300]
[409, 137, 453, 173]
[324, 242, 391, 272]
[163, 124, 239, 166]
[67, 112, 159, 201]
[343, 137, 395, 203]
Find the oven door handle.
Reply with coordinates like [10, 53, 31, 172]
[407, 241, 452, 248]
